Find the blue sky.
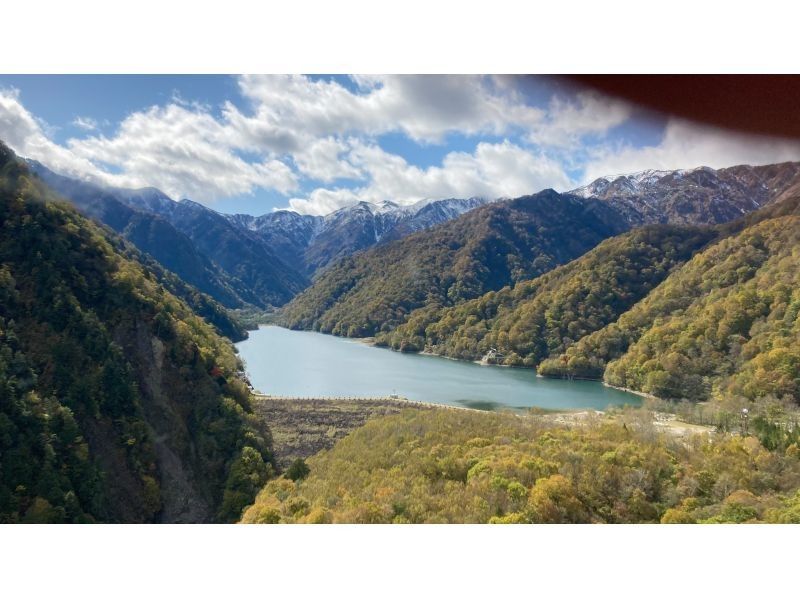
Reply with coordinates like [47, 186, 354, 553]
[2, 74, 800, 216]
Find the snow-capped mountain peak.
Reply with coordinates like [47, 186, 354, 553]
[568, 162, 800, 227]
[570, 166, 722, 199]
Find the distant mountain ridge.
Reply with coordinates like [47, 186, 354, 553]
[24, 155, 800, 325]
[282, 162, 800, 343]
[225, 196, 496, 275]
[28, 161, 308, 309]
[571, 162, 800, 226]
[28, 159, 497, 306]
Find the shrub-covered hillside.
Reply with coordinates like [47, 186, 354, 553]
[379, 225, 715, 361]
[0, 143, 273, 523]
[241, 409, 800, 524]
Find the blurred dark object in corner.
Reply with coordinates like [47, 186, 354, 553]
[564, 75, 800, 140]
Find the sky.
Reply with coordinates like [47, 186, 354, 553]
[2, 74, 800, 216]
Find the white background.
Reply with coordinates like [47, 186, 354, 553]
[2, 1, 798, 596]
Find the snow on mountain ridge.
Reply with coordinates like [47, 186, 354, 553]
[570, 166, 713, 198]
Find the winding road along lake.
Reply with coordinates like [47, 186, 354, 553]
[236, 326, 640, 411]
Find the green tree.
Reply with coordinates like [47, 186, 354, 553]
[285, 458, 310, 482]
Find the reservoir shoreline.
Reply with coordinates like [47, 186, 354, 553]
[290, 328, 650, 402]
[236, 325, 641, 412]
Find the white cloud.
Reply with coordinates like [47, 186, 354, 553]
[530, 91, 631, 148]
[11, 76, 795, 219]
[72, 116, 98, 131]
[288, 140, 572, 215]
[234, 74, 546, 146]
[1, 76, 594, 211]
[66, 103, 299, 200]
[0, 88, 114, 184]
[0, 90, 298, 201]
[582, 118, 800, 183]
[287, 187, 362, 216]
[293, 137, 362, 182]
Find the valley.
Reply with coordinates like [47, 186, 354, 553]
[3, 134, 800, 525]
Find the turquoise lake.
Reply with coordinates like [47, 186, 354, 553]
[236, 325, 640, 411]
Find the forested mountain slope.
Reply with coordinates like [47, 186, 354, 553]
[379, 225, 717, 360]
[34, 160, 499, 297]
[30, 161, 307, 308]
[121, 248, 248, 342]
[282, 190, 630, 336]
[540, 196, 800, 405]
[27, 162, 246, 340]
[152, 198, 309, 306]
[0, 144, 273, 523]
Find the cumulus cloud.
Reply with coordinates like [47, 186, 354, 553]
[293, 137, 362, 182]
[0, 88, 114, 184]
[287, 187, 362, 216]
[581, 118, 800, 183]
[9, 76, 792, 218]
[0, 90, 298, 201]
[530, 91, 632, 148]
[234, 74, 546, 146]
[2, 76, 610, 213]
[66, 103, 299, 200]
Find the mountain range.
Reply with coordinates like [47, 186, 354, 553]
[29, 162, 306, 309]
[539, 195, 800, 401]
[28, 159, 800, 323]
[224, 195, 495, 275]
[379, 223, 718, 356]
[370, 180, 800, 406]
[30, 160, 496, 309]
[283, 162, 800, 338]
[570, 162, 800, 226]
[282, 190, 631, 335]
